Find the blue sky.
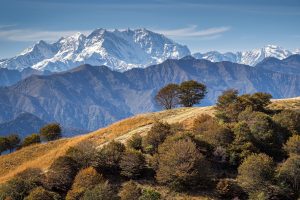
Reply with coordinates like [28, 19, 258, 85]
[0, 0, 299, 58]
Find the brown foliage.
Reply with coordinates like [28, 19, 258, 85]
[142, 121, 172, 154]
[119, 180, 142, 200]
[44, 156, 79, 194]
[66, 167, 105, 200]
[120, 149, 146, 178]
[155, 83, 180, 109]
[93, 141, 125, 173]
[156, 136, 211, 191]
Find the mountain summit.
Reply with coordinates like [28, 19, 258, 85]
[0, 28, 190, 72]
[193, 45, 298, 66]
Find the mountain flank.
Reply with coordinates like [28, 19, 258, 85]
[0, 96, 298, 184]
[1, 56, 300, 133]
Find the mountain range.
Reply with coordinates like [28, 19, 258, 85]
[0, 68, 51, 87]
[0, 55, 299, 132]
[193, 45, 299, 66]
[0, 28, 190, 72]
[0, 29, 299, 73]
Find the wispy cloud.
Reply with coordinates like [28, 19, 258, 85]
[154, 25, 230, 39]
[0, 28, 91, 42]
[0, 25, 230, 42]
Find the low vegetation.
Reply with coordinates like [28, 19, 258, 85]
[0, 82, 300, 199]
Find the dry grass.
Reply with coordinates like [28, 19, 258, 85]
[0, 96, 298, 184]
[269, 96, 300, 111]
[0, 106, 213, 184]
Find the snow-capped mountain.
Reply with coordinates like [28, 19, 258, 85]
[0, 28, 299, 72]
[193, 45, 298, 66]
[0, 28, 190, 72]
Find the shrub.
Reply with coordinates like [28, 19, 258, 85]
[142, 121, 172, 154]
[0, 177, 36, 200]
[284, 135, 300, 155]
[241, 111, 286, 157]
[277, 154, 300, 194]
[216, 179, 246, 199]
[178, 80, 207, 107]
[215, 90, 272, 123]
[237, 153, 274, 193]
[82, 181, 119, 200]
[120, 149, 146, 178]
[24, 187, 61, 200]
[0, 137, 9, 155]
[6, 134, 20, 152]
[228, 122, 259, 166]
[156, 136, 211, 191]
[126, 133, 143, 151]
[66, 167, 105, 200]
[22, 134, 41, 147]
[119, 180, 142, 200]
[155, 83, 180, 109]
[273, 109, 300, 135]
[215, 89, 240, 123]
[139, 188, 161, 200]
[248, 185, 294, 200]
[66, 140, 98, 168]
[40, 123, 62, 141]
[44, 156, 78, 194]
[93, 141, 125, 173]
[15, 168, 44, 186]
[193, 114, 233, 147]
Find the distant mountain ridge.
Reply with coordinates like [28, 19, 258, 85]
[0, 68, 51, 86]
[256, 54, 300, 75]
[193, 45, 299, 66]
[0, 56, 299, 131]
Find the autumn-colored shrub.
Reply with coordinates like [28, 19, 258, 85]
[15, 168, 44, 186]
[66, 140, 98, 168]
[139, 188, 161, 200]
[216, 179, 246, 199]
[126, 133, 143, 151]
[0, 177, 36, 200]
[44, 156, 79, 194]
[66, 167, 105, 200]
[193, 114, 233, 147]
[24, 187, 61, 200]
[82, 181, 119, 200]
[277, 154, 300, 194]
[237, 153, 274, 193]
[284, 135, 300, 155]
[93, 141, 125, 174]
[120, 149, 146, 178]
[156, 136, 211, 191]
[119, 180, 141, 200]
[142, 121, 172, 154]
[273, 109, 300, 135]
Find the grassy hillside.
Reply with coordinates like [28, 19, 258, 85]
[1, 96, 300, 183]
[0, 96, 299, 199]
[0, 106, 214, 184]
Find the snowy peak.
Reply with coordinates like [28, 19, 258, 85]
[0, 28, 190, 72]
[193, 45, 298, 66]
[241, 45, 292, 66]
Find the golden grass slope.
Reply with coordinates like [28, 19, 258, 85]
[0, 106, 213, 183]
[0, 96, 299, 184]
